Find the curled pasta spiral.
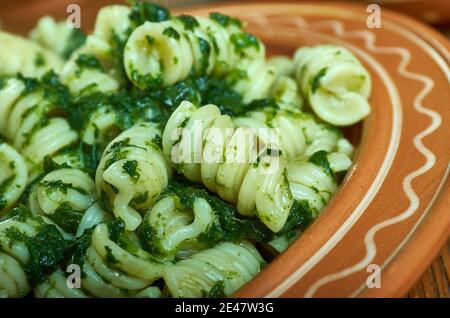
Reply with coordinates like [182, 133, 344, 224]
[163, 241, 265, 297]
[0, 142, 28, 215]
[162, 101, 293, 232]
[60, 5, 132, 94]
[27, 168, 96, 234]
[35, 222, 165, 298]
[0, 31, 64, 77]
[0, 78, 78, 177]
[294, 45, 371, 126]
[287, 150, 352, 215]
[141, 195, 216, 260]
[0, 251, 30, 298]
[234, 107, 354, 161]
[29, 16, 77, 58]
[0, 210, 72, 298]
[268, 55, 295, 78]
[96, 122, 172, 231]
[124, 14, 265, 89]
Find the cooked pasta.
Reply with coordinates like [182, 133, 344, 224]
[141, 195, 216, 260]
[234, 107, 353, 161]
[0, 142, 28, 216]
[287, 150, 352, 215]
[27, 168, 96, 234]
[0, 207, 72, 298]
[96, 122, 172, 231]
[294, 45, 371, 126]
[162, 101, 293, 232]
[0, 2, 371, 298]
[124, 13, 265, 89]
[163, 241, 265, 297]
[0, 78, 78, 177]
[35, 221, 165, 298]
[0, 31, 64, 77]
[268, 55, 295, 78]
[29, 16, 86, 59]
[229, 58, 276, 104]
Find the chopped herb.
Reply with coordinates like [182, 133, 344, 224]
[107, 218, 125, 242]
[129, 1, 171, 26]
[230, 32, 260, 54]
[209, 12, 242, 28]
[308, 150, 336, 182]
[122, 160, 140, 183]
[163, 27, 180, 40]
[177, 15, 199, 30]
[75, 54, 104, 76]
[62, 28, 87, 59]
[310, 67, 328, 93]
[34, 52, 46, 67]
[146, 35, 155, 45]
[47, 203, 84, 234]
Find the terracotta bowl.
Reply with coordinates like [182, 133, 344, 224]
[183, 1, 450, 298]
[2, 1, 450, 298]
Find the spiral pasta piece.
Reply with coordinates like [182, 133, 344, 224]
[141, 195, 216, 260]
[230, 58, 276, 104]
[268, 55, 295, 78]
[0, 31, 64, 77]
[234, 107, 353, 161]
[0, 78, 78, 177]
[0, 252, 29, 298]
[27, 168, 96, 234]
[269, 76, 303, 110]
[35, 222, 165, 298]
[294, 45, 371, 126]
[124, 20, 193, 89]
[162, 101, 293, 232]
[287, 150, 352, 215]
[96, 122, 172, 231]
[124, 13, 265, 89]
[0, 142, 28, 216]
[60, 5, 132, 94]
[60, 36, 121, 94]
[0, 210, 72, 298]
[163, 241, 265, 297]
[29, 16, 79, 58]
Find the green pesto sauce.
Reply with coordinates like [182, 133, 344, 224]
[122, 160, 140, 183]
[128, 1, 171, 27]
[209, 12, 242, 28]
[34, 52, 46, 67]
[104, 245, 119, 265]
[310, 67, 328, 93]
[163, 27, 180, 40]
[230, 32, 260, 54]
[47, 203, 84, 234]
[308, 150, 337, 183]
[177, 15, 199, 30]
[203, 281, 226, 298]
[62, 28, 87, 59]
[146, 35, 156, 46]
[75, 54, 104, 77]
[3, 206, 72, 285]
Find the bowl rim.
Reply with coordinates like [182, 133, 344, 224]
[180, 1, 450, 298]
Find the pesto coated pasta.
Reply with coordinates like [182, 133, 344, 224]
[163, 241, 265, 297]
[0, 78, 78, 177]
[294, 45, 371, 126]
[0, 1, 371, 298]
[0, 142, 28, 216]
[96, 122, 172, 231]
[162, 101, 293, 232]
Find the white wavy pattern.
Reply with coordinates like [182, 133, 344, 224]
[244, 13, 442, 297]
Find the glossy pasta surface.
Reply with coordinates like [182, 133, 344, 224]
[0, 1, 370, 298]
